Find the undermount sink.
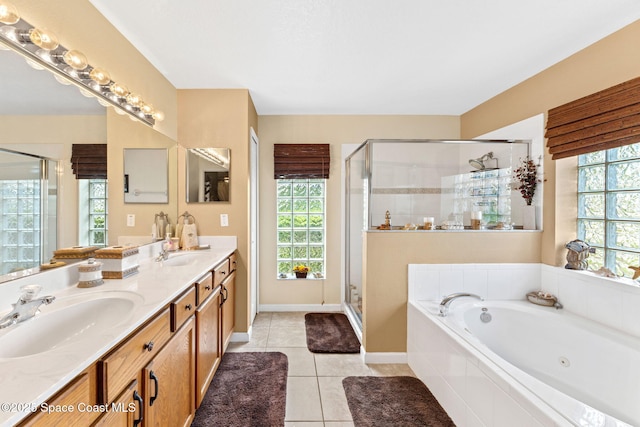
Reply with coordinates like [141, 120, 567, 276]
[160, 251, 201, 267]
[0, 291, 143, 359]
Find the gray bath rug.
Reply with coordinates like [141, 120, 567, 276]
[191, 352, 288, 427]
[304, 312, 360, 353]
[343, 376, 456, 426]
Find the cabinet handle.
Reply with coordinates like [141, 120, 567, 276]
[133, 390, 144, 426]
[205, 285, 211, 291]
[185, 303, 193, 311]
[149, 370, 159, 407]
[143, 341, 154, 352]
[221, 271, 226, 276]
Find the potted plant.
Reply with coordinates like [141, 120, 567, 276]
[513, 156, 541, 229]
[293, 264, 309, 279]
[513, 156, 540, 206]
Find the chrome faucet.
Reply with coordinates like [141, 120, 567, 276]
[439, 292, 483, 317]
[155, 248, 170, 262]
[0, 285, 55, 329]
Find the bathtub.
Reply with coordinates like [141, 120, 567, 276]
[408, 299, 639, 427]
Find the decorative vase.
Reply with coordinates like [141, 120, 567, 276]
[522, 205, 536, 230]
[295, 272, 308, 279]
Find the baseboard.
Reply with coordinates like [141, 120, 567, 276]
[230, 326, 251, 343]
[362, 352, 408, 364]
[258, 304, 343, 312]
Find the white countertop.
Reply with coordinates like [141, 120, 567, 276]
[0, 237, 236, 426]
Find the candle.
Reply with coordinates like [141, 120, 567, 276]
[423, 217, 435, 230]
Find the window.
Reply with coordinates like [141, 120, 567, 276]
[276, 179, 325, 278]
[79, 179, 108, 247]
[0, 179, 40, 274]
[577, 142, 640, 277]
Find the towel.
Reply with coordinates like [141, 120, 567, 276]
[181, 223, 199, 250]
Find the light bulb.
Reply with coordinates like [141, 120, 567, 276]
[140, 103, 154, 115]
[109, 82, 129, 98]
[126, 93, 142, 108]
[28, 28, 59, 50]
[0, 1, 19, 25]
[89, 67, 110, 85]
[152, 110, 165, 122]
[62, 50, 87, 70]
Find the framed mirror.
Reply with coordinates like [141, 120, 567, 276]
[124, 148, 169, 203]
[186, 148, 230, 203]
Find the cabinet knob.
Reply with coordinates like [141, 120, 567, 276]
[143, 341, 154, 352]
[185, 303, 193, 311]
[205, 285, 211, 291]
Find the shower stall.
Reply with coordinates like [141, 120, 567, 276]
[344, 139, 531, 330]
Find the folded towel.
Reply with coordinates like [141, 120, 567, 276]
[181, 223, 199, 250]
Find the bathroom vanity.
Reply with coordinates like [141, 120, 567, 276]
[0, 238, 237, 427]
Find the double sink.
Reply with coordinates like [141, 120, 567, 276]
[0, 251, 203, 359]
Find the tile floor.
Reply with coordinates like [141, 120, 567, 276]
[226, 312, 416, 427]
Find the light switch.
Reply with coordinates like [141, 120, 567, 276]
[220, 214, 229, 227]
[126, 214, 135, 227]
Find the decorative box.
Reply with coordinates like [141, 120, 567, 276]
[77, 258, 104, 288]
[94, 245, 139, 279]
[52, 246, 98, 262]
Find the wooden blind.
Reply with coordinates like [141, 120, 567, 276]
[546, 76, 640, 159]
[274, 144, 330, 179]
[71, 144, 107, 179]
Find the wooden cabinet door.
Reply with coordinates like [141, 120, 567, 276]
[144, 317, 195, 427]
[20, 366, 99, 427]
[195, 286, 222, 407]
[221, 271, 236, 352]
[92, 380, 142, 427]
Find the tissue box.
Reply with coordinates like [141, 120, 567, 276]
[95, 245, 139, 279]
[53, 246, 98, 261]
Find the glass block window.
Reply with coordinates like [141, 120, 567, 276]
[276, 179, 325, 278]
[0, 179, 41, 274]
[79, 179, 108, 247]
[578, 143, 640, 277]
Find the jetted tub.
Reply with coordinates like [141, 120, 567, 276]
[408, 299, 639, 427]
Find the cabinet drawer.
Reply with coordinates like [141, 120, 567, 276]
[229, 252, 237, 273]
[171, 286, 196, 332]
[99, 308, 171, 404]
[196, 272, 214, 306]
[213, 258, 230, 286]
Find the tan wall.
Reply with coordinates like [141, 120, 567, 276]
[177, 89, 255, 333]
[256, 115, 460, 308]
[0, 115, 106, 248]
[461, 20, 640, 267]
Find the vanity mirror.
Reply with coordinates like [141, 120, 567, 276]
[0, 42, 177, 284]
[124, 148, 169, 203]
[186, 148, 230, 202]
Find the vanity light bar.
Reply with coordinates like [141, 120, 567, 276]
[0, 13, 162, 127]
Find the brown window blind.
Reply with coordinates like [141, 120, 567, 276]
[546, 76, 640, 159]
[274, 144, 330, 179]
[71, 144, 107, 179]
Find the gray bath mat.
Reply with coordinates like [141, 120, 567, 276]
[305, 312, 360, 353]
[191, 352, 288, 427]
[343, 376, 456, 426]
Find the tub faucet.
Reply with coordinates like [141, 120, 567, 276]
[439, 292, 483, 317]
[0, 285, 55, 329]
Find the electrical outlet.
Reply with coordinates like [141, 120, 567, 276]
[127, 214, 135, 227]
[220, 214, 229, 227]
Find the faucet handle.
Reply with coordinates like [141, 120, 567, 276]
[19, 285, 42, 301]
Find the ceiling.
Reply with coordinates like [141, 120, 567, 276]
[84, 2, 640, 115]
